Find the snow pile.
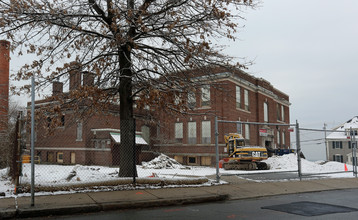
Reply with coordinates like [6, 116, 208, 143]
[141, 154, 189, 169]
[263, 154, 351, 173]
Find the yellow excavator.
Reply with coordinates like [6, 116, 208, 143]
[222, 133, 269, 170]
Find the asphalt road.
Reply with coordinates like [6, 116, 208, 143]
[28, 189, 358, 220]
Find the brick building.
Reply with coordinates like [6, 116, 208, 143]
[29, 66, 290, 167]
[0, 40, 10, 133]
[152, 67, 291, 166]
[29, 70, 152, 166]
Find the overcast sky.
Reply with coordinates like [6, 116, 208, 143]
[226, 0, 358, 129]
[223, 0, 358, 160]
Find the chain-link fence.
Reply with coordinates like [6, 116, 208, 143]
[14, 107, 214, 197]
[214, 118, 358, 182]
[214, 118, 301, 181]
[9, 106, 358, 203]
[297, 126, 358, 178]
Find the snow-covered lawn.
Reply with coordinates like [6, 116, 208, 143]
[0, 154, 356, 198]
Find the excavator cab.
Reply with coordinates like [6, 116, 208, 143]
[236, 138, 245, 147]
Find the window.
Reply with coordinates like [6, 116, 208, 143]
[277, 130, 280, 146]
[201, 85, 210, 107]
[346, 130, 358, 136]
[141, 125, 150, 144]
[188, 156, 197, 164]
[175, 122, 183, 142]
[61, 115, 65, 126]
[264, 102, 268, 122]
[349, 141, 357, 149]
[57, 152, 63, 163]
[277, 104, 281, 121]
[188, 91, 196, 109]
[332, 141, 342, 149]
[245, 124, 250, 140]
[95, 141, 99, 148]
[71, 152, 76, 164]
[244, 89, 249, 111]
[281, 105, 285, 121]
[76, 122, 83, 141]
[101, 140, 106, 148]
[201, 121, 211, 144]
[236, 86, 241, 108]
[236, 122, 242, 134]
[333, 154, 343, 163]
[282, 131, 285, 145]
[188, 121, 197, 144]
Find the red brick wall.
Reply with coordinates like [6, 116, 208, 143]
[153, 69, 291, 165]
[0, 40, 10, 132]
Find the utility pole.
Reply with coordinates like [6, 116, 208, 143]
[324, 123, 328, 161]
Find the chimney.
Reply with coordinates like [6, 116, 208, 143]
[83, 71, 94, 87]
[52, 81, 63, 96]
[0, 40, 10, 132]
[69, 62, 82, 91]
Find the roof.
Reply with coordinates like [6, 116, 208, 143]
[110, 132, 148, 145]
[327, 116, 358, 139]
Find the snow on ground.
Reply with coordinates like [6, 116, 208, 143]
[141, 154, 188, 169]
[0, 154, 356, 198]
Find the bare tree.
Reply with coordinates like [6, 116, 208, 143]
[0, 98, 24, 170]
[0, 0, 256, 177]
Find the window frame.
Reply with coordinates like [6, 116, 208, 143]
[201, 120, 211, 144]
[188, 121, 197, 144]
[174, 122, 183, 142]
[76, 121, 83, 141]
[201, 85, 210, 107]
[263, 102, 269, 122]
[236, 85, 241, 109]
[244, 89, 249, 111]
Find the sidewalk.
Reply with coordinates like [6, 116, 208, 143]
[1, 177, 358, 219]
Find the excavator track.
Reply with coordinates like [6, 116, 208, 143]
[223, 161, 269, 170]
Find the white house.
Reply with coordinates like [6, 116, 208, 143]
[326, 116, 358, 164]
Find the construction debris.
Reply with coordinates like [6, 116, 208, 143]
[141, 154, 189, 169]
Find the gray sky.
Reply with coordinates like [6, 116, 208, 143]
[223, 0, 358, 160]
[226, 0, 358, 129]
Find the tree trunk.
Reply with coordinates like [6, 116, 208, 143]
[118, 44, 137, 177]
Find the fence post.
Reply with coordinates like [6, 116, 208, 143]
[295, 120, 302, 181]
[133, 119, 136, 185]
[324, 123, 328, 161]
[352, 128, 357, 177]
[215, 116, 220, 183]
[30, 76, 35, 206]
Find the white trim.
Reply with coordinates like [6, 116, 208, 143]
[35, 147, 111, 151]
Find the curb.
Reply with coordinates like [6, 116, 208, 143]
[6, 194, 228, 219]
[0, 209, 16, 219]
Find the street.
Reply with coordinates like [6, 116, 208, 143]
[27, 188, 358, 220]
